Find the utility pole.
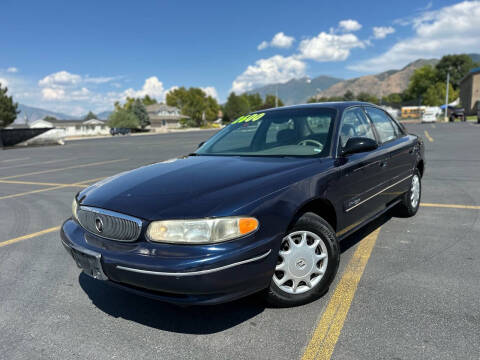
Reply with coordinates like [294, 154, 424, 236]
[275, 85, 278, 108]
[444, 71, 450, 122]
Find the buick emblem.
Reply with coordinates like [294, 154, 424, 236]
[95, 217, 104, 233]
[296, 259, 306, 269]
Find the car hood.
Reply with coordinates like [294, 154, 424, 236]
[78, 155, 319, 220]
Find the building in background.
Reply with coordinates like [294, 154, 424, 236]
[460, 67, 480, 116]
[146, 104, 188, 130]
[30, 118, 109, 137]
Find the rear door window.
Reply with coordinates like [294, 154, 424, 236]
[365, 107, 398, 143]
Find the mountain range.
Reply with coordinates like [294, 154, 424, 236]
[14, 105, 112, 124]
[315, 58, 439, 99]
[246, 75, 342, 106]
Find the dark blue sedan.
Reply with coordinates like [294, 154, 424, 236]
[61, 102, 425, 306]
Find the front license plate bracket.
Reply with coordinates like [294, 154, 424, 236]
[70, 246, 108, 281]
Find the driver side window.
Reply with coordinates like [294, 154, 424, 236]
[339, 107, 376, 149]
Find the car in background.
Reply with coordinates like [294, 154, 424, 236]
[447, 107, 465, 122]
[110, 128, 131, 136]
[422, 107, 440, 123]
[61, 102, 425, 307]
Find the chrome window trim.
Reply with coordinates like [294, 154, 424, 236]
[345, 175, 412, 213]
[116, 249, 272, 277]
[78, 205, 142, 241]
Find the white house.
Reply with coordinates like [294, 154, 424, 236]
[30, 118, 110, 137]
[146, 104, 188, 130]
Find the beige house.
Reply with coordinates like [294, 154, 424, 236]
[146, 104, 188, 130]
[460, 68, 480, 115]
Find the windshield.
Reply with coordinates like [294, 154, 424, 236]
[196, 108, 337, 157]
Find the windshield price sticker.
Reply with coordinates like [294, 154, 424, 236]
[232, 113, 266, 124]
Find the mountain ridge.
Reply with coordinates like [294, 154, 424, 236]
[246, 75, 342, 105]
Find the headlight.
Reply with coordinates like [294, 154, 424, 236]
[146, 217, 259, 244]
[72, 198, 78, 220]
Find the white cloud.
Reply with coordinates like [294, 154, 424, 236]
[84, 76, 118, 84]
[39, 71, 81, 88]
[350, 1, 480, 72]
[338, 19, 362, 32]
[122, 76, 166, 99]
[41, 87, 65, 100]
[298, 32, 365, 62]
[201, 86, 218, 99]
[257, 41, 269, 50]
[258, 32, 295, 50]
[231, 55, 306, 93]
[7, 67, 18, 73]
[372, 26, 395, 39]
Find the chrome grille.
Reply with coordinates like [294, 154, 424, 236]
[77, 206, 142, 242]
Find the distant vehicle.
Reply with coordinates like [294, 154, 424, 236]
[401, 106, 426, 119]
[62, 102, 425, 306]
[422, 107, 439, 123]
[448, 107, 465, 122]
[110, 128, 130, 136]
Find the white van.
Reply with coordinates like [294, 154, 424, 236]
[422, 107, 438, 123]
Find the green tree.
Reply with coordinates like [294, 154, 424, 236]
[261, 94, 284, 109]
[107, 109, 139, 129]
[242, 93, 263, 111]
[343, 90, 355, 101]
[166, 87, 219, 127]
[222, 92, 250, 123]
[356, 92, 379, 104]
[405, 65, 438, 103]
[43, 115, 58, 122]
[307, 96, 318, 103]
[142, 95, 157, 106]
[423, 82, 458, 106]
[84, 111, 97, 120]
[0, 84, 19, 128]
[131, 98, 150, 129]
[381, 93, 403, 108]
[435, 54, 477, 89]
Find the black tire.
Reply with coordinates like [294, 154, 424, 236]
[396, 169, 421, 217]
[266, 212, 340, 307]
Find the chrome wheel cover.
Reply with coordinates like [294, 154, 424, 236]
[410, 175, 420, 208]
[273, 231, 328, 295]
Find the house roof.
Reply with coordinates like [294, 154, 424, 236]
[31, 118, 105, 127]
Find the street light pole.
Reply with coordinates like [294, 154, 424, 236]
[275, 85, 278, 108]
[444, 71, 450, 122]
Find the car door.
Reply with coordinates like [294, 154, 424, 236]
[332, 106, 389, 237]
[364, 106, 417, 205]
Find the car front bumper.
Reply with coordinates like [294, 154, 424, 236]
[61, 219, 279, 305]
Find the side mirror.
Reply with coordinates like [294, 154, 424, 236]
[198, 141, 205, 148]
[342, 137, 378, 156]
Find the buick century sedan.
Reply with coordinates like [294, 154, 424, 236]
[61, 102, 425, 306]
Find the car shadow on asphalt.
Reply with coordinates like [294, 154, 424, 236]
[339, 212, 392, 253]
[79, 273, 265, 334]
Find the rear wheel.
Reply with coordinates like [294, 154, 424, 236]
[397, 169, 421, 217]
[266, 212, 339, 307]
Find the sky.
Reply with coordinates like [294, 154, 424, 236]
[1, 0, 479, 117]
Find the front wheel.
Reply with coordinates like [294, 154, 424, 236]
[266, 212, 340, 307]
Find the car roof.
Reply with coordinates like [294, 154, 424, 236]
[253, 101, 375, 113]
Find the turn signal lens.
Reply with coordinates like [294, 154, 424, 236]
[239, 218, 259, 235]
[147, 216, 259, 244]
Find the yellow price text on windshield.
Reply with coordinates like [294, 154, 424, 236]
[232, 113, 266, 124]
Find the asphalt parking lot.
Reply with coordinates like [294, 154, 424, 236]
[0, 123, 479, 360]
